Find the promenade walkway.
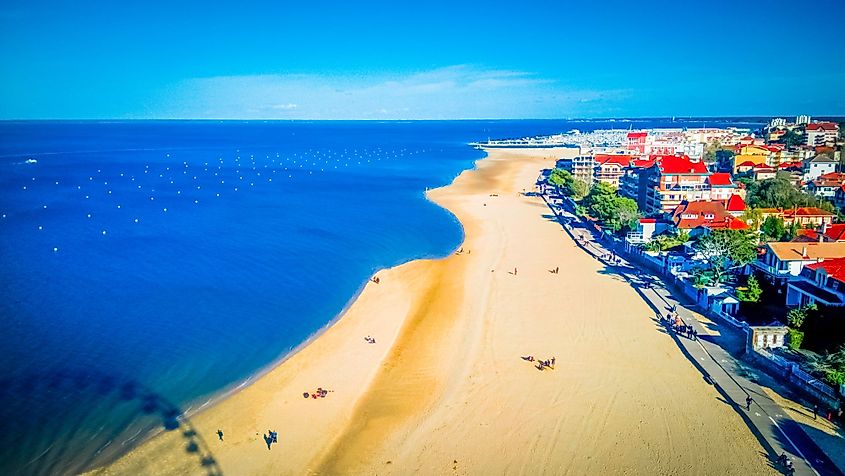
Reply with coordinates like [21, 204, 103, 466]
[542, 194, 843, 476]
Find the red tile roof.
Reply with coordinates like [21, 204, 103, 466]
[708, 173, 733, 186]
[639, 218, 657, 223]
[792, 225, 845, 243]
[631, 158, 655, 168]
[778, 162, 803, 169]
[726, 194, 746, 212]
[594, 154, 633, 166]
[737, 161, 757, 167]
[806, 257, 845, 284]
[656, 155, 707, 175]
[784, 207, 836, 217]
[627, 132, 648, 139]
[671, 201, 748, 230]
[806, 122, 839, 131]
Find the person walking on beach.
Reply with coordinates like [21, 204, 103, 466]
[555, 266, 559, 274]
[217, 429, 223, 441]
[550, 357, 556, 368]
[514, 267, 518, 276]
[745, 396, 753, 411]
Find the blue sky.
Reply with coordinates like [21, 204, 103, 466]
[1, 0, 843, 119]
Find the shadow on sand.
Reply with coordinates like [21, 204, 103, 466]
[0, 368, 223, 476]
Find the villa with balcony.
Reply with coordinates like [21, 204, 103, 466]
[751, 241, 845, 288]
[786, 258, 845, 307]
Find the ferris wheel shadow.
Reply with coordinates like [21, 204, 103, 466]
[0, 367, 223, 476]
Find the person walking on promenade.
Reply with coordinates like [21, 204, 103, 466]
[746, 396, 753, 411]
[813, 403, 818, 420]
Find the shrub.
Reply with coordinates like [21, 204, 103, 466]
[787, 329, 804, 350]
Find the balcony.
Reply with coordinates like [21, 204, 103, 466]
[750, 260, 792, 278]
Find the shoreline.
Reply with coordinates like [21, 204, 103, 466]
[99, 146, 777, 475]
[93, 146, 505, 474]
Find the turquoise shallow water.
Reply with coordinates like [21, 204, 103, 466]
[0, 119, 760, 474]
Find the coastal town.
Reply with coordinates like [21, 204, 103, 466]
[526, 117, 845, 471]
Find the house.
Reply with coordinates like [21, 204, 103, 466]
[593, 154, 634, 188]
[806, 122, 840, 146]
[735, 161, 756, 174]
[807, 172, 845, 199]
[791, 223, 845, 242]
[782, 207, 835, 228]
[671, 201, 748, 237]
[627, 131, 648, 154]
[641, 155, 711, 215]
[753, 165, 777, 181]
[625, 218, 671, 249]
[733, 145, 773, 173]
[786, 258, 845, 307]
[803, 154, 838, 181]
[836, 185, 845, 208]
[724, 194, 747, 217]
[707, 173, 743, 202]
[751, 241, 845, 286]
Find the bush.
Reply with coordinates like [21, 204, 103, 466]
[787, 329, 804, 350]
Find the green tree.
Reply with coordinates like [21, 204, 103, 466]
[741, 208, 764, 231]
[548, 168, 572, 189]
[716, 149, 735, 172]
[807, 345, 845, 385]
[609, 197, 640, 232]
[703, 139, 721, 164]
[694, 229, 759, 283]
[787, 303, 817, 328]
[568, 178, 589, 200]
[761, 216, 786, 241]
[737, 274, 763, 302]
[781, 129, 804, 148]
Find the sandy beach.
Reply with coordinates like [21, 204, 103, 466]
[97, 148, 777, 475]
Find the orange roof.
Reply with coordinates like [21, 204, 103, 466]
[737, 161, 756, 167]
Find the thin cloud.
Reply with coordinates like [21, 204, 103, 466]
[150, 65, 629, 119]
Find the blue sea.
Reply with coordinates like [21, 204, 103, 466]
[0, 119, 762, 474]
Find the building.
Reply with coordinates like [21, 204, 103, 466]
[783, 207, 836, 227]
[792, 223, 845, 242]
[807, 172, 845, 199]
[707, 173, 743, 202]
[752, 242, 845, 286]
[733, 145, 773, 172]
[806, 122, 840, 146]
[796, 115, 811, 126]
[625, 218, 671, 248]
[725, 194, 747, 217]
[593, 154, 634, 188]
[642, 155, 711, 215]
[754, 166, 777, 181]
[786, 258, 845, 307]
[627, 131, 648, 154]
[803, 154, 838, 181]
[556, 154, 596, 185]
[619, 158, 655, 207]
[671, 200, 748, 237]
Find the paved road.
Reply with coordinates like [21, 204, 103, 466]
[541, 194, 842, 476]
